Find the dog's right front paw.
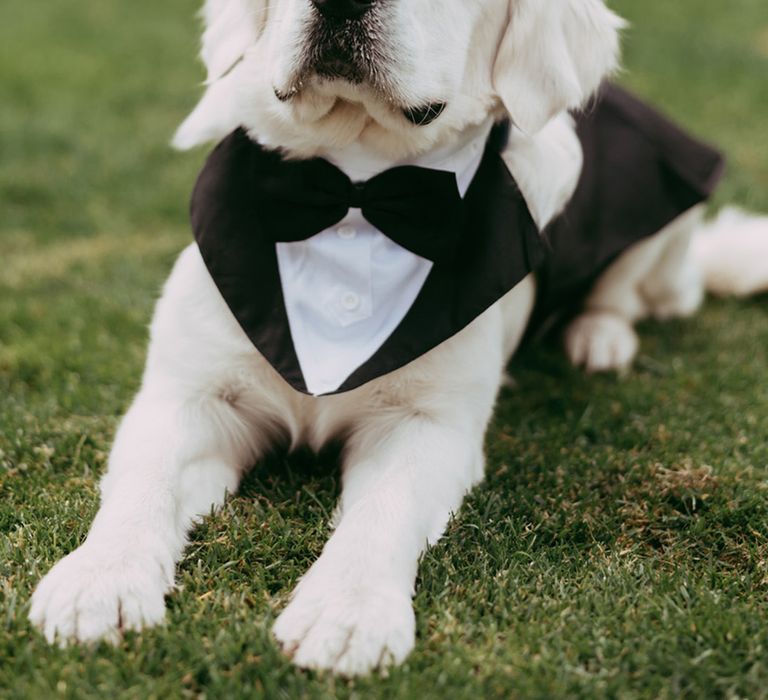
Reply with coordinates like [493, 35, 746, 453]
[29, 544, 172, 646]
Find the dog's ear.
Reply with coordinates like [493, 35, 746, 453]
[173, 0, 266, 149]
[493, 0, 625, 135]
[200, 0, 265, 83]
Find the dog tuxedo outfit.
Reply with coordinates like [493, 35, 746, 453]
[191, 84, 724, 396]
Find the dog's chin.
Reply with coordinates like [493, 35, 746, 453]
[274, 79, 447, 129]
[260, 73, 479, 161]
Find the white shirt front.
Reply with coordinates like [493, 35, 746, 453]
[275, 118, 495, 396]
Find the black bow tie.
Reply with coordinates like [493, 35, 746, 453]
[252, 145, 466, 263]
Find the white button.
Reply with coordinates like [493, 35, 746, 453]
[341, 291, 360, 311]
[336, 225, 357, 240]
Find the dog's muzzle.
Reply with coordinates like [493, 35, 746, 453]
[302, 0, 379, 84]
[286, 0, 448, 127]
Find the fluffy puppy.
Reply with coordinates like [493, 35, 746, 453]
[30, 0, 768, 676]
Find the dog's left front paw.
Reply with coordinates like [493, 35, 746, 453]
[565, 310, 639, 373]
[273, 572, 415, 676]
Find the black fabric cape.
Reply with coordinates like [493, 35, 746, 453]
[191, 84, 724, 395]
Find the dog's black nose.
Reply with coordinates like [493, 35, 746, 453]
[311, 0, 376, 21]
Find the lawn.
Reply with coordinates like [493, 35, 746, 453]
[2, 0, 768, 698]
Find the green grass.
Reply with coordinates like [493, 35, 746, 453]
[2, 0, 768, 697]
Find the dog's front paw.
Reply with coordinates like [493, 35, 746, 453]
[273, 571, 415, 676]
[565, 311, 639, 373]
[29, 543, 172, 646]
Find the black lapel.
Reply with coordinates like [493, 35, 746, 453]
[191, 129, 308, 393]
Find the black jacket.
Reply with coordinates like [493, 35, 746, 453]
[191, 84, 724, 395]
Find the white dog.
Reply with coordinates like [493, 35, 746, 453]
[30, 0, 768, 676]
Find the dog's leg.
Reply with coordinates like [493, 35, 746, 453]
[272, 279, 537, 676]
[29, 389, 258, 645]
[273, 412, 488, 675]
[29, 245, 275, 645]
[566, 206, 705, 372]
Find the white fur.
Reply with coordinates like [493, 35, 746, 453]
[30, 0, 768, 676]
[503, 113, 584, 228]
[693, 207, 768, 297]
[201, 0, 266, 82]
